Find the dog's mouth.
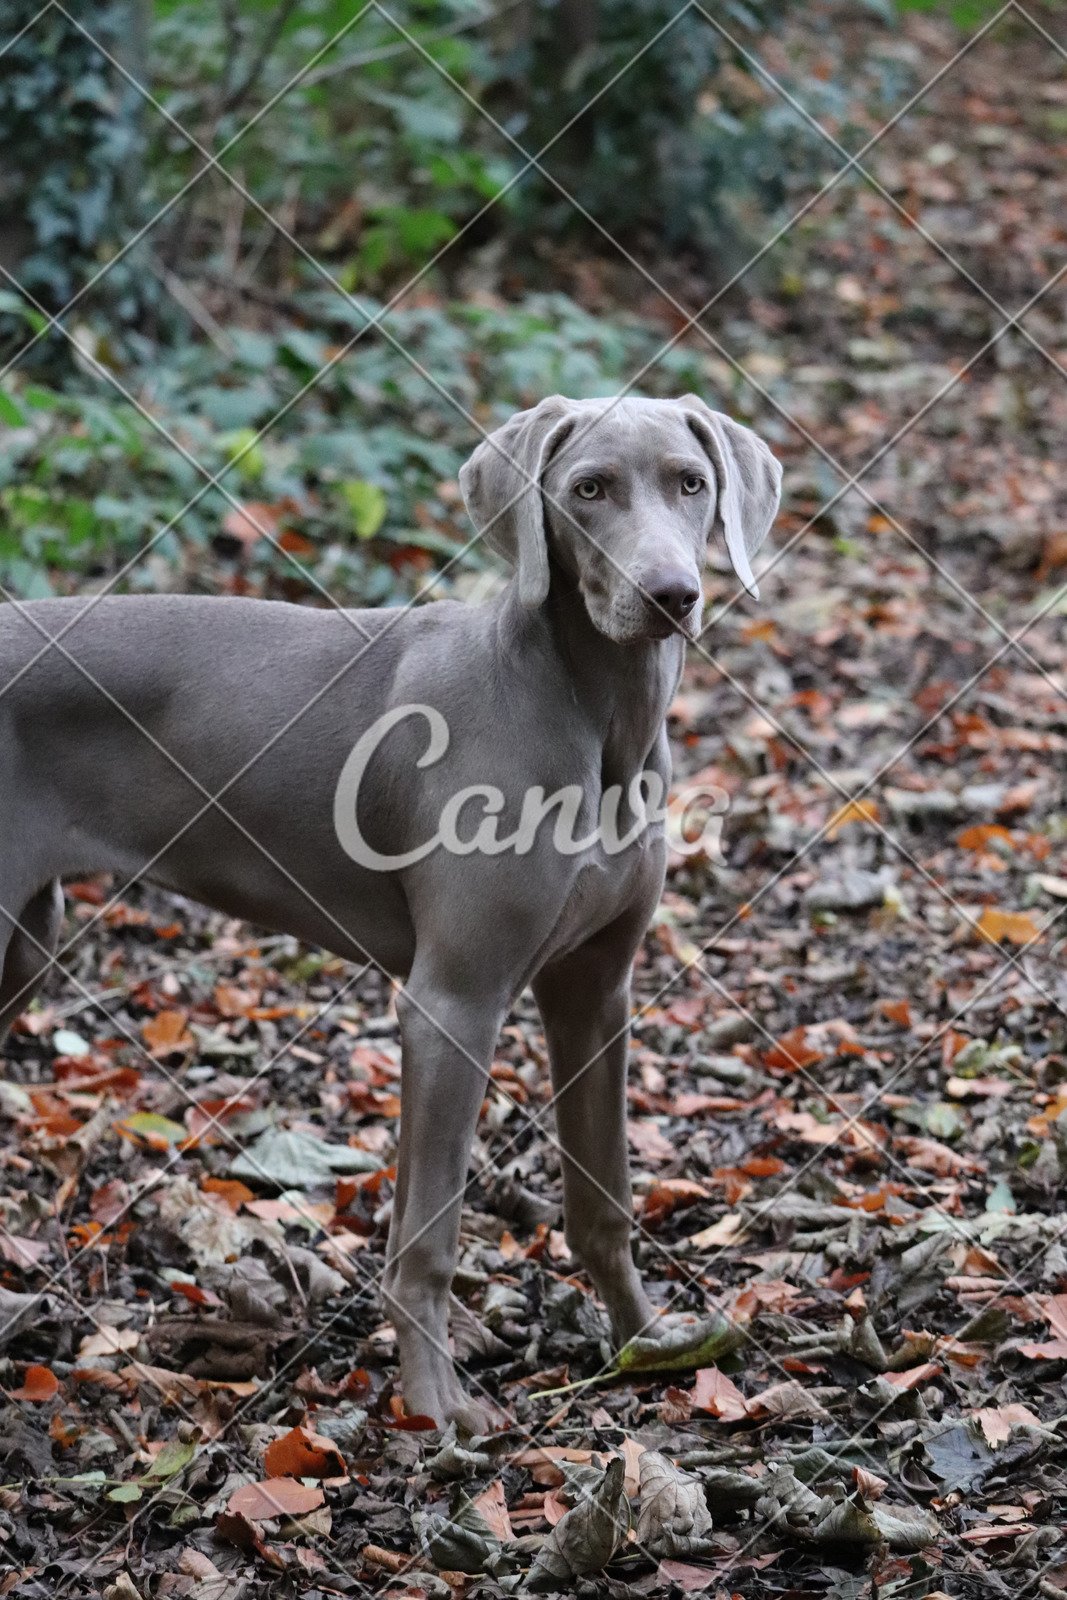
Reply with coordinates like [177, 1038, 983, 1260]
[643, 604, 699, 642]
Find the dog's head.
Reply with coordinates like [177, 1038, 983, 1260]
[459, 395, 782, 643]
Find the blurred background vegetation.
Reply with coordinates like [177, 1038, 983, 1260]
[0, 0, 982, 604]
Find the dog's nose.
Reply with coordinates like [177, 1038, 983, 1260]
[643, 571, 700, 622]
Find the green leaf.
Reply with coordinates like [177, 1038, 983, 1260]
[107, 1483, 143, 1503]
[0, 392, 25, 427]
[615, 1314, 745, 1374]
[220, 428, 266, 482]
[144, 1438, 197, 1480]
[116, 1111, 188, 1146]
[341, 479, 388, 540]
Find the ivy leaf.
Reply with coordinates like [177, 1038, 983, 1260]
[341, 480, 388, 540]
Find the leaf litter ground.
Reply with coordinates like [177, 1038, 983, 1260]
[2, 9, 1067, 1598]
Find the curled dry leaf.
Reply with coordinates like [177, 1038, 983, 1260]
[974, 907, 1041, 946]
[525, 1456, 630, 1591]
[635, 1451, 714, 1557]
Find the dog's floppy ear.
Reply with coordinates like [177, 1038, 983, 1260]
[680, 395, 782, 601]
[459, 396, 578, 607]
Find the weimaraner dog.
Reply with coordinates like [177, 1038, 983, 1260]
[0, 395, 780, 1429]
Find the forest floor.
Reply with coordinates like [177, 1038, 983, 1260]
[2, 6, 1067, 1599]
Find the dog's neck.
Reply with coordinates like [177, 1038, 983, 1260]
[500, 570, 683, 786]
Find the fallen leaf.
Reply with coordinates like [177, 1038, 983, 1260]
[691, 1366, 747, 1420]
[975, 907, 1041, 946]
[764, 1026, 822, 1072]
[826, 798, 880, 838]
[974, 1404, 1042, 1447]
[9, 1363, 60, 1401]
[226, 1477, 325, 1522]
[114, 1111, 189, 1150]
[471, 1479, 513, 1543]
[1017, 1339, 1067, 1360]
[643, 1178, 710, 1223]
[263, 1425, 346, 1480]
[142, 1009, 193, 1055]
[79, 1326, 140, 1360]
[635, 1450, 714, 1557]
[526, 1457, 630, 1591]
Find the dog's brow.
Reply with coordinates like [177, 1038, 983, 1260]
[560, 458, 624, 481]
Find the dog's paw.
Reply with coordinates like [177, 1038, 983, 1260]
[615, 1309, 745, 1373]
[405, 1380, 508, 1438]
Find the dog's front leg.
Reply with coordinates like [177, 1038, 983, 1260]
[383, 976, 505, 1434]
[533, 944, 658, 1343]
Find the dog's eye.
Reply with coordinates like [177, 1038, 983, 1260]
[573, 478, 602, 501]
[681, 473, 706, 495]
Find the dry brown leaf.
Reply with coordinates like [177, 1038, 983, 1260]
[79, 1326, 139, 1360]
[691, 1365, 747, 1420]
[141, 1008, 194, 1055]
[472, 1479, 513, 1543]
[226, 1477, 324, 1522]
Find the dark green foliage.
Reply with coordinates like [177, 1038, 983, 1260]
[0, 1, 148, 314]
[497, 0, 811, 254]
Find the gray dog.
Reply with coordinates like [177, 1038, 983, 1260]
[0, 394, 780, 1429]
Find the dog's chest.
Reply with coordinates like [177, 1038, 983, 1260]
[542, 833, 663, 964]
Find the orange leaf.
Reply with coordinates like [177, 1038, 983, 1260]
[880, 999, 912, 1029]
[975, 908, 1041, 946]
[642, 1178, 709, 1223]
[201, 1177, 255, 1211]
[764, 1026, 822, 1073]
[264, 1424, 346, 1480]
[142, 1009, 193, 1055]
[226, 1478, 325, 1521]
[738, 1155, 787, 1178]
[884, 1362, 943, 1389]
[385, 1395, 437, 1430]
[10, 1363, 60, 1402]
[691, 1366, 747, 1421]
[214, 982, 260, 1018]
[826, 798, 880, 839]
[957, 824, 1014, 851]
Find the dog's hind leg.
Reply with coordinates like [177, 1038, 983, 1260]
[0, 880, 64, 1039]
